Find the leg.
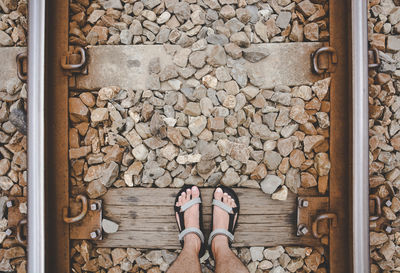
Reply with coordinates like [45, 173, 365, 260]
[211, 188, 249, 273]
[167, 187, 202, 273]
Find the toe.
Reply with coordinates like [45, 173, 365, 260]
[192, 186, 200, 198]
[214, 187, 223, 200]
[222, 193, 229, 204]
[186, 189, 192, 201]
[181, 192, 186, 202]
[177, 196, 182, 206]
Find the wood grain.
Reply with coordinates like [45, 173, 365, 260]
[95, 188, 320, 248]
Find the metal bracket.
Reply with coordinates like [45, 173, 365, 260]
[297, 196, 337, 242]
[61, 46, 88, 88]
[369, 194, 382, 221]
[16, 52, 28, 83]
[64, 195, 103, 240]
[311, 46, 338, 74]
[368, 48, 381, 69]
[5, 197, 27, 245]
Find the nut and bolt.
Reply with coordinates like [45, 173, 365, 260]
[385, 200, 392, 207]
[90, 203, 98, 211]
[90, 230, 99, 239]
[90, 229, 101, 239]
[299, 199, 309, 208]
[297, 225, 309, 236]
[6, 201, 13, 208]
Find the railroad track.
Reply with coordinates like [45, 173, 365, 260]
[0, 0, 372, 272]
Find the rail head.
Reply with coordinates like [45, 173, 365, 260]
[351, 0, 370, 273]
[27, 0, 46, 273]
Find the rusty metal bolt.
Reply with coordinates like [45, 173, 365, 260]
[299, 199, 309, 208]
[90, 203, 98, 211]
[385, 226, 392, 234]
[6, 200, 13, 208]
[297, 225, 308, 236]
[90, 230, 99, 239]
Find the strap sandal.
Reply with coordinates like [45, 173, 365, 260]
[174, 185, 206, 257]
[208, 185, 240, 258]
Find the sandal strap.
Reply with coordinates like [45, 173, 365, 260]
[208, 229, 234, 246]
[212, 199, 233, 214]
[179, 227, 205, 243]
[180, 197, 202, 212]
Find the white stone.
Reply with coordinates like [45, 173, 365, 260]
[102, 218, 119, 233]
[0, 177, 13, 191]
[91, 108, 109, 122]
[250, 247, 264, 261]
[132, 144, 148, 161]
[188, 116, 207, 136]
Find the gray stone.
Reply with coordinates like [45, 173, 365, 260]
[142, 0, 161, 9]
[188, 116, 207, 136]
[130, 20, 143, 35]
[189, 51, 207, 68]
[285, 167, 300, 193]
[99, 0, 123, 10]
[260, 175, 282, 194]
[263, 246, 285, 260]
[155, 172, 172, 187]
[249, 123, 279, 141]
[276, 11, 291, 29]
[221, 167, 240, 186]
[389, 7, 400, 25]
[102, 218, 119, 233]
[207, 45, 227, 67]
[226, 18, 245, 33]
[9, 108, 27, 135]
[264, 151, 282, 170]
[0, 30, 13, 46]
[120, 30, 133, 45]
[388, 35, 400, 52]
[230, 32, 250, 48]
[174, 2, 191, 21]
[0, 176, 13, 191]
[243, 51, 269, 63]
[230, 64, 248, 88]
[249, 247, 264, 262]
[100, 161, 119, 187]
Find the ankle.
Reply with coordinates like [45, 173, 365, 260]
[211, 235, 230, 256]
[183, 233, 201, 254]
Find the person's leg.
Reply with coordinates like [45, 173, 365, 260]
[211, 188, 249, 273]
[167, 187, 202, 273]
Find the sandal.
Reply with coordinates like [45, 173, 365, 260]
[208, 185, 240, 258]
[174, 185, 206, 257]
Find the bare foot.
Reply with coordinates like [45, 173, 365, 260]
[175, 186, 201, 254]
[211, 187, 237, 255]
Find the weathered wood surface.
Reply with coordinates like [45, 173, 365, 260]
[75, 43, 323, 91]
[0, 47, 26, 92]
[96, 188, 319, 248]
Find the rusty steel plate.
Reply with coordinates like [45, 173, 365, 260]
[6, 197, 27, 229]
[69, 198, 102, 240]
[296, 196, 329, 243]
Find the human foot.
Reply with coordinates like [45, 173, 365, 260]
[175, 186, 203, 254]
[210, 187, 239, 255]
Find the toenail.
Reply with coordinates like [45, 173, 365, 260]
[192, 186, 198, 191]
[216, 188, 222, 192]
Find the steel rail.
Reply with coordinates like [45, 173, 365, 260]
[351, 0, 370, 272]
[27, 0, 46, 272]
